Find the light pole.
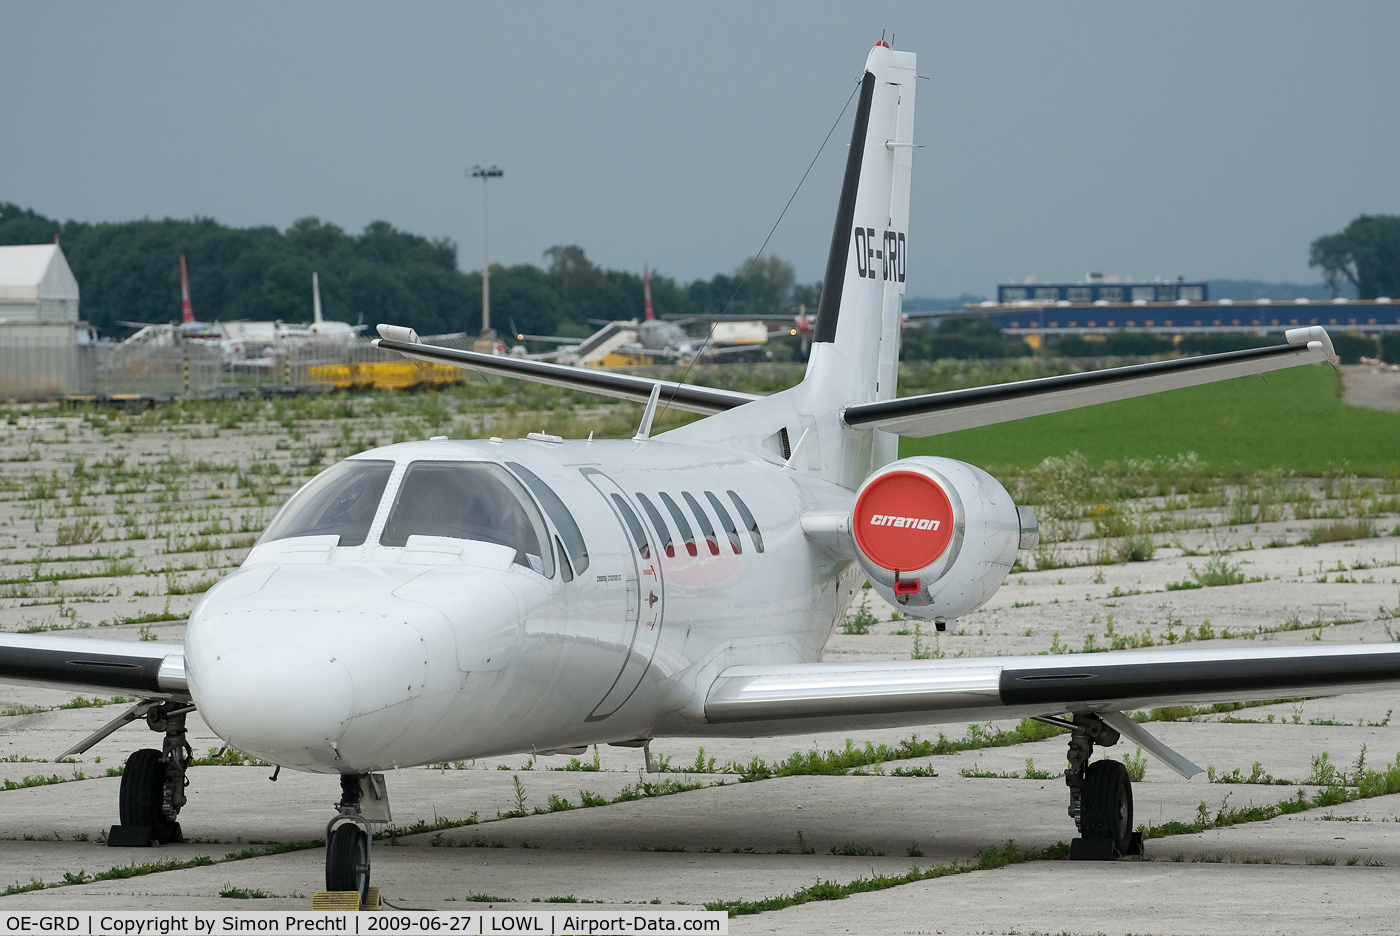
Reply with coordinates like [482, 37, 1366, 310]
[469, 163, 503, 338]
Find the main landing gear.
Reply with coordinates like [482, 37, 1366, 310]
[1038, 713, 1144, 861]
[110, 701, 192, 846]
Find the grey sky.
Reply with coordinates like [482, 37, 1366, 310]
[3, 2, 1396, 297]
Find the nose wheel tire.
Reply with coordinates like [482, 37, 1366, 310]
[119, 749, 181, 845]
[326, 822, 370, 908]
[1080, 759, 1133, 854]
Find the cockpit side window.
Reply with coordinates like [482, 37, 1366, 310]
[507, 462, 589, 575]
[380, 461, 554, 576]
[258, 459, 393, 548]
[658, 492, 698, 557]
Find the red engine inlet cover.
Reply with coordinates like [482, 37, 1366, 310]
[853, 470, 955, 571]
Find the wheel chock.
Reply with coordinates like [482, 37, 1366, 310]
[1068, 834, 1145, 861]
[106, 825, 155, 848]
[312, 892, 360, 911]
[312, 888, 380, 912]
[1068, 837, 1117, 861]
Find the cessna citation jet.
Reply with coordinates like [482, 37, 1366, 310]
[0, 41, 1388, 905]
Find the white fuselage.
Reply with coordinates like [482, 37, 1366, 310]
[184, 437, 861, 774]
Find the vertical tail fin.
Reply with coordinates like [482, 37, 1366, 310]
[668, 42, 915, 489]
[179, 256, 194, 324]
[313, 272, 324, 325]
[643, 263, 655, 322]
[805, 42, 915, 409]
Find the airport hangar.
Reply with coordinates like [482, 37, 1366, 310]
[913, 279, 1398, 350]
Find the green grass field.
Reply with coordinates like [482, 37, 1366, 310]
[900, 365, 1400, 476]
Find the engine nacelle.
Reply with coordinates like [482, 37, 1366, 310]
[851, 456, 1032, 621]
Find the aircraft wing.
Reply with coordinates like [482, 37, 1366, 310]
[0, 633, 189, 700]
[517, 334, 584, 345]
[662, 314, 798, 325]
[843, 327, 1337, 437]
[705, 642, 1400, 772]
[700, 343, 765, 357]
[373, 331, 759, 416]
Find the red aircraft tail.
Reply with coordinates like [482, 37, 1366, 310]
[643, 263, 655, 322]
[179, 256, 194, 324]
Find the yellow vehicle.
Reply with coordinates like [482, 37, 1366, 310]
[308, 361, 464, 391]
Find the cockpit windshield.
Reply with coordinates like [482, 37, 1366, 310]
[258, 459, 394, 547]
[380, 461, 553, 576]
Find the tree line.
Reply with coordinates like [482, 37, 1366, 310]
[0, 203, 815, 341]
[3, 202, 1393, 362]
[1310, 214, 1400, 301]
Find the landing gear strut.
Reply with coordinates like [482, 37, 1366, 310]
[112, 702, 192, 846]
[325, 774, 373, 908]
[1043, 713, 1143, 860]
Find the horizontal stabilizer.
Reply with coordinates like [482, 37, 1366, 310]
[843, 329, 1335, 437]
[373, 332, 757, 417]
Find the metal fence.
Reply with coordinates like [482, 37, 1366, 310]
[0, 337, 475, 402]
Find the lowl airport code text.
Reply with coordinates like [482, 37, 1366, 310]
[0, 914, 726, 935]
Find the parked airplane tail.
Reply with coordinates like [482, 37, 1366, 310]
[179, 256, 195, 325]
[643, 263, 655, 322]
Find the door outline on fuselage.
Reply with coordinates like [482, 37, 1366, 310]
[581, 468, 666, 721]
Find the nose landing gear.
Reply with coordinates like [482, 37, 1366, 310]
[323, 773, 387, 910]
[1041, 713, 1144, 861]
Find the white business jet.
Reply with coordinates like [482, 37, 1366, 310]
[0, 41, 1381, 905]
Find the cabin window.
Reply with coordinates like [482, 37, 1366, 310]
[705, 491, 742, 554]
[636, 493, 675, 558]
[726, 490, 764, 553]
[682, 492, 721, 555]
[658, 492, 698, 557]
[611, 494, 651, 559]
[380, 461, 553, 576]
[507, 462, 589, 574]
[259, 459, 393, 548]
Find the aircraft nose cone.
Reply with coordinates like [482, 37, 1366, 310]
[195, 648, 354, 755]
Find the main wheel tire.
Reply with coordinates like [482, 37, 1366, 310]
[326, 823, 370, 906]
[1081, 759, 1133, 854]
[118, 748, 181, 844]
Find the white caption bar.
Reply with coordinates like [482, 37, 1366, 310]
[0, 912, 727, 936]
